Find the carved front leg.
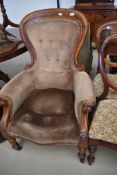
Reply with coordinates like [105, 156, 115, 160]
[78, 132, 87, 163]
[0, 98, 21, 150]
[78, 102, 93, 163]
[0, 126, 21, 150]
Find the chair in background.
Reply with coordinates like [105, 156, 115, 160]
[0, 8, 95, 163]
[0, 0, 27, 142]
[0, 0, 27, 83]
[96, 20, 117, 74]
[87, 33, 117, 165]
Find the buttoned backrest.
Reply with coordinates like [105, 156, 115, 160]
[20, 9, 89, 89]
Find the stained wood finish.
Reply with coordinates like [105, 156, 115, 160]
[96, 21, 117, 73]
[98, 34, 117, 99]
[74, 0, 117, 42]
[0, 32, 27, 62]
[0, 0, 27, 83]
[96, 21, 117, 51]
[0, 0, 19, 28]
[0, 70, 9, 83]
[87, 33, 117, 165]
[87, 138, 117, 165]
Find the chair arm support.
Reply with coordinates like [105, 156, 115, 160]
[73, 71, 95, 122]
[73, 71, 95, 155]
[77, 100, 94, 162]
[0, 70, 35, 128]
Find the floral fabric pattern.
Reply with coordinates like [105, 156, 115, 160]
[89, 99, 117, 144]
[93, 73, 117, 99]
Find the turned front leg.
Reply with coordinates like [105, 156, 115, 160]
[78, 132, 88, 163]
[1, 127, 21, 150]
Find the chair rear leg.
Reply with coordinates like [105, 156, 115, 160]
[87, 139, 98, 165]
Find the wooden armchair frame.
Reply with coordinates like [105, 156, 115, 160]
[0, 8, 95, 163]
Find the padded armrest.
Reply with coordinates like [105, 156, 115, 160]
[0, 70, 35, 116]
[73, 71, 96, 121]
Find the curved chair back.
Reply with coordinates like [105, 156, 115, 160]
[96, 20, 117, 52]
[97, 33, 117, 99]
[20, 8, 91, 73]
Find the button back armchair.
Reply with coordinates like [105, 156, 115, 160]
[0, 9, 95, 163]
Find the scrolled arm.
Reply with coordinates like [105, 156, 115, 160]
[0, 70, 35, 128]
[73, 71, 95, 122]
[73, 71, 95, 156]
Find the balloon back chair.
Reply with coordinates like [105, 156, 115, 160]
[96, 20, 117, 74]
[88, 32, 117, 165]
[0, 8, 95, 163]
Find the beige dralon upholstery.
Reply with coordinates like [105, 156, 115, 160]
[0, 9, 95, 158]
[0, 69, 95, 144]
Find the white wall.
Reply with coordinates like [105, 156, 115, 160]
[114, 0, 117, 5]
[1, 0, 75, 24]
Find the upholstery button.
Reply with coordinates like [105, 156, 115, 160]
[43, 116, 52, 125]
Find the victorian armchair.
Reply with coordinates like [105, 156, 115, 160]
[88, 33, 117, 165]
[0, 9, 95, 163]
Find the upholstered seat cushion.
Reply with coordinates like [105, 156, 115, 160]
[7, 88, 79, 144]
[93, 73, 117, 99]
[89, 99, 117, 144]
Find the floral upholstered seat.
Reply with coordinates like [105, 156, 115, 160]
[89, 99, 117, 144]
[87, 25, 117, 165]
[93, 73, 117, 99]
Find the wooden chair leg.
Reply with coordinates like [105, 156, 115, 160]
[8, 137, 22, 150]
[78, 134, 88, 163]
[78, 147, 86, 163]
[0, 70, 10, 83]
[87, 139, 98, 165]
[0, 128, 21, 150]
